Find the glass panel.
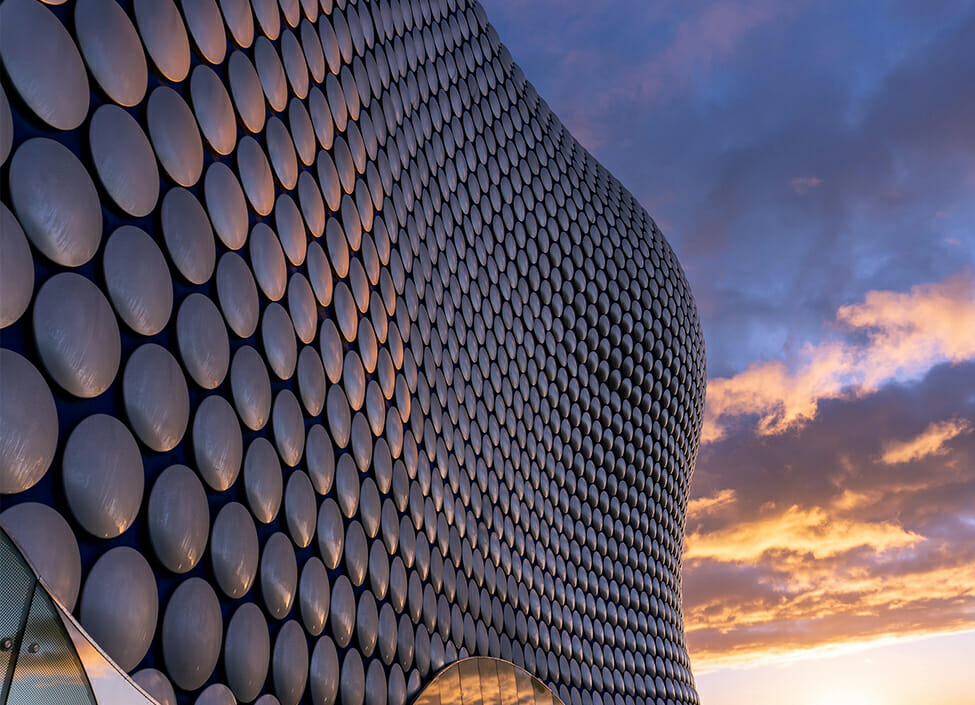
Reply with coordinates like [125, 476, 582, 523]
[0, 531, 36, 701]
[413, 657, 564, 705]
[6, 587, 95, 705]
[477, 658, 500, 704]
[514, 668, 537, 705]
[496, 660, 519, 705]
[458, 657, 483, 705]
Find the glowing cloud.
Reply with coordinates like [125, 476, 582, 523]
[685, 501, 921, 562]
[881, 419, 973, 465]
[703, 271, 975, 443]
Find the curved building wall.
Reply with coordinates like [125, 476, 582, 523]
[0, 1, 707, 705]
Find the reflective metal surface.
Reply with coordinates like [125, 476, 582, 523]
[310, 635, 339, 705]
[274, 619, 310, 705]
[147, 464, 209, 575]
[162, 577, 223, 691]
[206, 162, 250, 250]
[162, 187, 217, 285]
[75, 0, 147, 107]
[0, 204, 32, 329]
[261, 531, 298, 619]
[225, 602, 271, 702]
[299, 556, 330, 637]
[192, 395, 243, 491]
[219, 252, 262, 339]
[9, 138, 102, 267]
[123, 343, 190, 452]
[133, 0, 190, 82]
[0, 0, 89, 130]
[192, 64, 238, 155]
[103, 226, 173, 336]
[33, 273, 120, 398]
[0, 350, 58, 494]
[147, 86, 203, 186]
[62, 414, 143, 539]
[414, 657, 565, 705]
[79, 547, 158, 671]
[245, 437, 284, 523]
[285, 469, 317, 547]
[1, 2, 707, 704]
[89, 104, 159, 216]
[1, 526, 160, 705]
[178, 293, 230, 389]
[211, 502, 259, 599]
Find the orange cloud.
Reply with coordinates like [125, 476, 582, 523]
[683, 486, 975, 668]
[703, 271, 975, 443]
[686, 488, 736, 516]
[881, 418, 973, 465]
[685, 499, 921, 562]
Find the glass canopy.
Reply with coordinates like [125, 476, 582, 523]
[0, 527, 157, 705]
[413, 657, 564, 705]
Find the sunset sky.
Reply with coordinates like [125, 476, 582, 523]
[482, 1, 975, 703]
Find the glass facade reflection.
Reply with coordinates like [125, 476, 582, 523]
[415, 657, 563, 705]
[0, 1, 707, 704]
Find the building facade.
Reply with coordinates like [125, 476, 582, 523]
[0, 1, 707, 704]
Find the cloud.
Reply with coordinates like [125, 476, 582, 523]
[881, 418, 973, 465]
[703, 271, 975, 443]
[686, 488, 736, 516]
[789, 176, 822, 195]
[683, 361, 975, 668]
[685, 499, 921, 562]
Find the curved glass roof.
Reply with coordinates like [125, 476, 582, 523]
[414, 657, 564, 705]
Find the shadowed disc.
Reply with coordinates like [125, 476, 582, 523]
[162, 577, 222, 690]
[79, 547, 158, 671]
[261, 531, 298, 619]
[9, 139, 102, 267]
[211, 502, 259, 598]
[103, 226, 173, 336]
[192, 395, 242, 491]
[75, 0, 147, 106]
[123, 343, 190, 452]
[148, 86, 203, 186]
[148, 464, 209, 573]
[224, 602, 270, 702]
[273, 619, 309, 705]
[0, 0, 89, 129]
[0, 350, 57, 494]
[62, 414, 143, 538]
[133, 0, 190, 81]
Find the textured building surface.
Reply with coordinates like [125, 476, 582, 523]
[0, 1, 707, 704]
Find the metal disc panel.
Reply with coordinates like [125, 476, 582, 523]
[0, 2, 706, 705]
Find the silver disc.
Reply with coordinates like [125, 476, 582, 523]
[224, 602, 270, 702]
[162, 577, 222, 691]
[9, 138, 102, 267]
[102, 226, 173, 336]
[148, 464, 210, 573]
[123, 343, 190, 452]
[0, 349, 58, 495]
[33, 273, 120, 398]
[79, 546, 158, 671]
[0, 0, 89, 129]
[62, 414, 143, 538]
[211, 502, 259, 598]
